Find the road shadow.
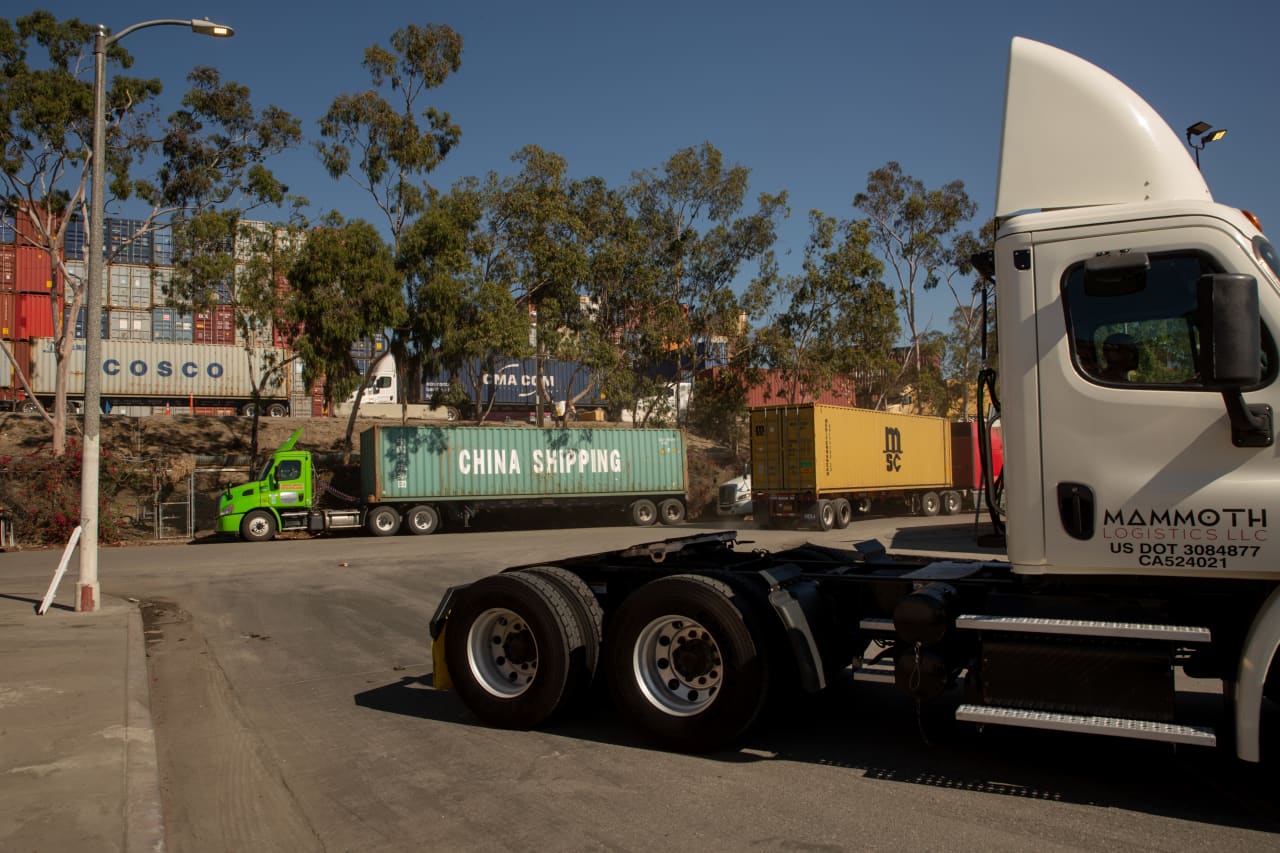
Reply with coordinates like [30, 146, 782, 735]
[354, 671, 1280, 835]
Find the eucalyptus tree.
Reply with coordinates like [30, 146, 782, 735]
[286, 217, 406, 455]
[852, 162, 976, 413]
[624, 142, 786, 426]
[317, 23, 463, 416]
[398, 180, 529, 424]
[0, 11, 300, 453]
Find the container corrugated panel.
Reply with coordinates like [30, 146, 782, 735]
[750, 404, 951, 493]
[108, 264, 151, 308]
[0, 291, 14, 337]
[25, 337, 292, 397]
[16, 292, 58, 338]
[63, 260, 85, 291]
[107, 309, 151, 341]
[152, 226, 173, 265]
[106, 218, 151, 264]
[151, 308, 193, 342]
[421, 357, 605, 408]
[63, 216, 87, 261]
[16, 246, 53, 293]
[65, 306, 109, 339]
[361, 426, 687, 502]
[0, 215, 15, 243]
[193, 306, 235, 344]
[0, 245, 14, 291]
[150, 267, 172, 303]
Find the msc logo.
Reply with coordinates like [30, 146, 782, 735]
[884, 427, 903, 472]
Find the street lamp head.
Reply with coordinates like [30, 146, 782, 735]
[191, 18, 235, 37]
[1186, 120, 1213, 139]
[1202, 128, 1228, 145]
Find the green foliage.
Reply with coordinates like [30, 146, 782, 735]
[0, 438, 144, 545]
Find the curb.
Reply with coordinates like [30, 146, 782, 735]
[121, 599, 165, 853]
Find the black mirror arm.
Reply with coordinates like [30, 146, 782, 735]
[1222, 393, 1273, 448]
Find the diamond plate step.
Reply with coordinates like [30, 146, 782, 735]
[956, 615, 1211, 643]
[956, 704, 1216, 746]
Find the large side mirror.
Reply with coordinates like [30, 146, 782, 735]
[1197, 273, 1261, 389]
[1196, 273, 1271, 447]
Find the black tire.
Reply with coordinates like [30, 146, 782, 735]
[658, 498, 686, 525]
[18, 400, 40, 414]
[631, 498, 658, 526]
[267, 403, 288, 417]
[854, 497, 872, 515]
[240, 509, 277, 542]
[605, 574, 770, 752]
[404, 504, 440, 536]
[240, 402, 257, 417]
[920, 491, 941, 517]
[833, 498, 852, 529]
[520, 566, 604, 687]
[817, 499, 835, 531]
[366, 505, 402, 536]
[941, 490, 962, 515]
[446, 407, 460, 422]
[443, 572, 586, 729]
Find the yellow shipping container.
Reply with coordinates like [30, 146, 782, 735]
[751, 404, 951, 495]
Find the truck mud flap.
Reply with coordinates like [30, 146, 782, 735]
[428, 584, 472, 691]
[758, 566, 827, 692]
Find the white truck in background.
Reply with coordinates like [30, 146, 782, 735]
[427, 38, 1280, 764]
[330, 354, 459, 421]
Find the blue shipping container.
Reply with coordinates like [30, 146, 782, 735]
[422, 357, 605, 408]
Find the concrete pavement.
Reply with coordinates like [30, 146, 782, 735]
[0, 591, 162, 852]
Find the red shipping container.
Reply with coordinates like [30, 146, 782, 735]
[0, 338, 32, 403]
[16, 292, 60, 338]
[193, 305, 236, 345]
[0, 245, 15, 291]
[0, 291, 15, 337]
[950, 421, 1005, 491]
[703, 367, 859, 408]
[15, 246, 56, 293]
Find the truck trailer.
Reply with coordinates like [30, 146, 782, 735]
[218, 425, 689, 540]
[750, 405, 1004, 528]
[426, 39, 1280, 763]
[0, 337, 293, 416]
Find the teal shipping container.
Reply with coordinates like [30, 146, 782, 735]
[360, 425, 687, 502]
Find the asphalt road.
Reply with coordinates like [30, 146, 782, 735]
[5, 515, 1279, 852]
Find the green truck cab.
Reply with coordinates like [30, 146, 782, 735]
[217, 428, 330, 541]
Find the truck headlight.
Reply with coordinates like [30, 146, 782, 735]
[219, 504, 234, 516]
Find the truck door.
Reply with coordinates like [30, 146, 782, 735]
[1032, 220, 1280, 576]
[270, 454, 309, 507]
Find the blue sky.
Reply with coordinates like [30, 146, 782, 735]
[30, 0, 1280, 338]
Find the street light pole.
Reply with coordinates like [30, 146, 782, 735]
[77, 18, 234, 613]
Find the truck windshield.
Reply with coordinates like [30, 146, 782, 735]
[255, 458, 274, 482]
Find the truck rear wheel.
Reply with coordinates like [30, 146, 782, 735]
[267, 403, 288, 417]
[18, 400, 40, 414]
[631, 499, 658, 526]
[658, 498, 686, 525]
[606, 574, 770, 752]
[521, 566, 604, 688]
[920, 491, 941, 517]
[833, 498, 852, 529]
[443, 572, 585, 729]
[240, 510, 277, 542]
[941, 490, 962, 515]
[366, 505, 402, 536]
[405, 504, 439, 535]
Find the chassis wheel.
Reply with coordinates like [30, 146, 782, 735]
[854, 497, 872, 514]
[817, 499, 835, 531]
[366, 505, 402, 536]
[833, 498, 852, 529]
[941, 490, 962, 515]
[267, 402, 288, 417]
[658, 498, 686, 525]
[631, 498, 658, 526]
[606, 574, 770, 752]
[920, 491, 941, 517]
[405, 504, 440, 535]
[443, 572, 586, 729]
[240, 509, 277, 542]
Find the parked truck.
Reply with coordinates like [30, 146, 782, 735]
[0, 337, 292, 415]
[426, 38, 1280, 763]
[330, 354, 460, 421]
[748, 405, 1004, 528]
[218, 424, 689, 540]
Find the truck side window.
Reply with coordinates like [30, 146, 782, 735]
[1062, 250, 1276, 389]
[276, 459, 302, 482]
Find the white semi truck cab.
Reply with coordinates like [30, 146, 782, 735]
[426, 38, 1280, 763]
